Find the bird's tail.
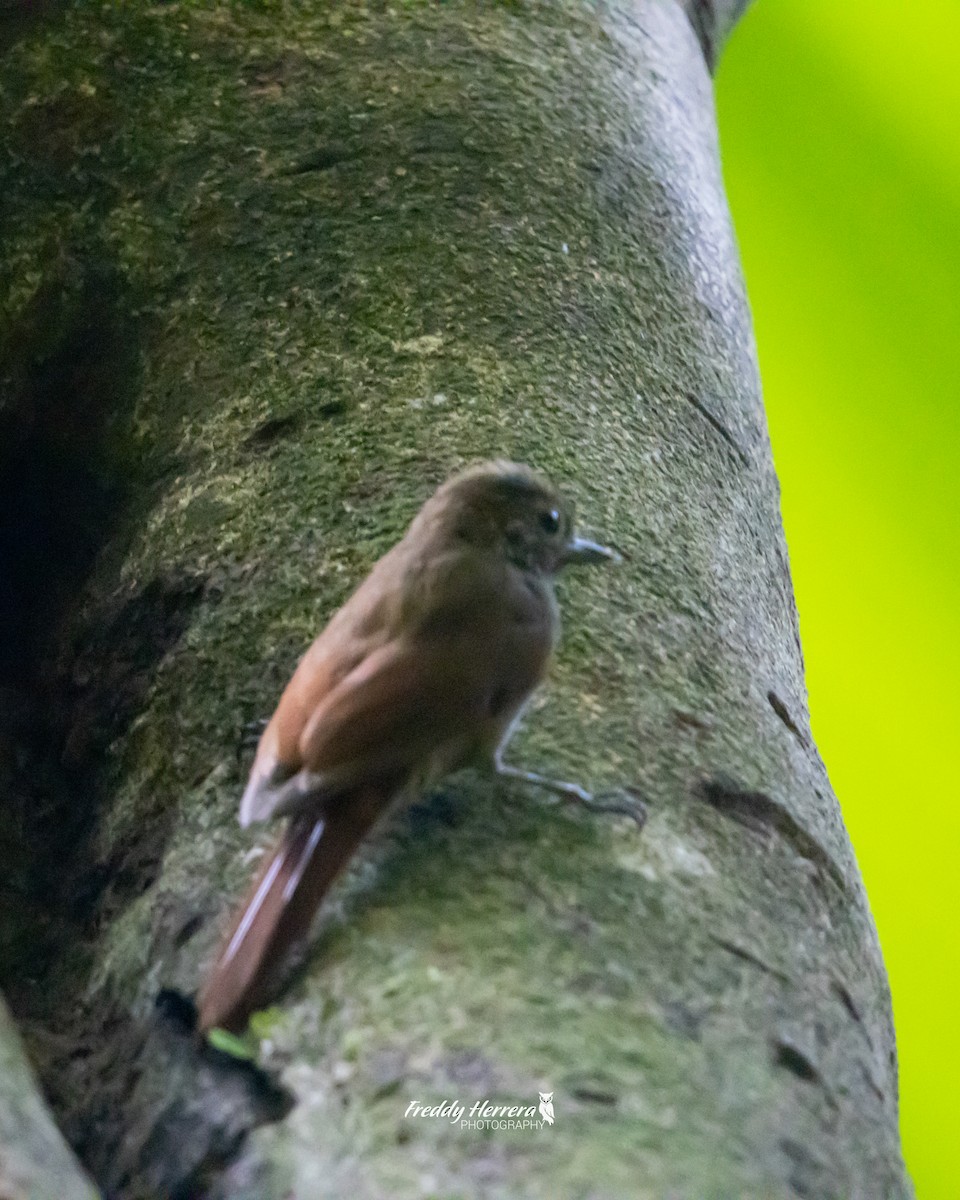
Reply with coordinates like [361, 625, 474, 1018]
[197, 784, 391, 1034]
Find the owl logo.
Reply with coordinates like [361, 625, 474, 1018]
[538, 1091, 555, 1125]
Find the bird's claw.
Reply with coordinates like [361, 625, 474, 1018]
[236, 717, 268, 761]
[574, 788, 648, 829]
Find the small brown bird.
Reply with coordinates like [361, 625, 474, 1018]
[197, 461, 621, 1034]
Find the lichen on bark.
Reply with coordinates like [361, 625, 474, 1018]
[0, 2, 912, 1197]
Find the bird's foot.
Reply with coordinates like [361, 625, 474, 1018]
[236, 717, 268, 761]
[575, 787, 648, 829]
[495, 762, 647, 829]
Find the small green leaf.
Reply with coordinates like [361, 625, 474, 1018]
[207, 1027, 256, 1060]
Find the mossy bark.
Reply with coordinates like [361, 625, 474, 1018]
[0, 2, 912, 1197]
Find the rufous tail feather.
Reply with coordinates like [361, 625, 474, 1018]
[197, 784, 392, 1034]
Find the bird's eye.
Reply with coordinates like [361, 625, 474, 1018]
[538, 508, 561, 535]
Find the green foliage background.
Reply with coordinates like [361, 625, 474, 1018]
[717, 4, 959, 1196]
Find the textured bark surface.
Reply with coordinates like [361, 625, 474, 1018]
[0, 997, 98, 1200]
[0, 2, 912, 1198]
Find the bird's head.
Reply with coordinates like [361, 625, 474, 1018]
[421, 460, 619, 575]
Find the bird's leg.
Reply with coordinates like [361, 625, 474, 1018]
[494, 758, 592, 804]
[494, 754, 646, 828]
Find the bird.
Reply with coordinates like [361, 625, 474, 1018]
[196, 460, 622, 1035]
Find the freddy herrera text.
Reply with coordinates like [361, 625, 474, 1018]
[404, 1099, 548, 1129]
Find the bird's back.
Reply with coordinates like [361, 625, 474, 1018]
[252, 531, 557, 793]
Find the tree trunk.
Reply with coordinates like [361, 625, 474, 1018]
[0, 2, 913, 1197]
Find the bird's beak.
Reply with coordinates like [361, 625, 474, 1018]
[560, 535, 622, 567]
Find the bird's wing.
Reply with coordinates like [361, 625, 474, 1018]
[297, 555, 558, 785]
[297, 637, 489, 785]
[242, 560, 554, 824]
[240, 635, 491, 826]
